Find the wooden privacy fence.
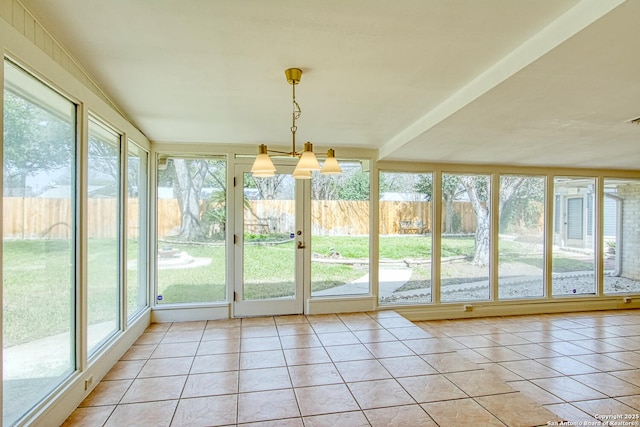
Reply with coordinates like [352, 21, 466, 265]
[3, 197, 141, 239]
[244, 200, 477, 236]
[245, 200, 373, 235]
[4, 198, 478, 239]
[380, 201, 476, 234]
[159, 200, 376, 237]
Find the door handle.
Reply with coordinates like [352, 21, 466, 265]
[297, 241, 306, 249]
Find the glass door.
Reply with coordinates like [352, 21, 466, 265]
[234, 164, 306, 316]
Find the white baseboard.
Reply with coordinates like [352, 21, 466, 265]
[151, 304, 231, 322]
[306, 295, 377, 314]
[388, 297, 640, 321]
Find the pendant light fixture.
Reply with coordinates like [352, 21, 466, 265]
[250, 68, 342, 179]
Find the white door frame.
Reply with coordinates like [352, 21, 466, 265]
[232, 163, 308, 317]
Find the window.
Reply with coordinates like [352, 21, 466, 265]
[552, 177, 596, 296]
[440, 173, 491, 302]
[127, 142, 148, 320]
[87, 118, 121, 355]
[378, 172, 433, 304]
[603, 178, 640, 294]
[3, 60, 76, 426]
[498, 175, 545, 299]
[311, 161, 370, 297]
[242, 171, 297, 301]
[156, 157, 226, 304]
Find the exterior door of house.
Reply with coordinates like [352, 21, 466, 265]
[233, 163, 308, 317]
[566, 196, 584, 247]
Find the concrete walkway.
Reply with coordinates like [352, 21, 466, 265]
[5, 321, 116, 379]
[313, 268, 413, 297]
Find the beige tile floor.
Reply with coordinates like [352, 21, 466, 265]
[62, 309, 640, 427]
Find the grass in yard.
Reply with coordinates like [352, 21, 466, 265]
[3, 239, 120, 347]
[441, 237, 477, 258]
[159, 283, 226, 304]
[379, 235, 476, 260]
[157, 237, 367, 301]
[4, 234, 599, 345]
[125, 240, 150, 316]
[3, 239, 75, 347]
[311, 236, 370, 293]
[311, 263, 367, 293]
[243, 242, 295, 299]
[4, 239, 151, 347]
[312, 236, 369, 258]
[552, 257, 595, 272]
[157, 242, 226, 303]
[243, 241, 364, 298]
[88, 238, 119, 337]
[314, 235, 476, 260]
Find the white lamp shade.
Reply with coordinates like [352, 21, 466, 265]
[252, 169, 276, 178]
[251, 153, 276, 174]
[295, 142, 321, 171]
[292, 166, 312, 179]
[320, 150, 342, 174]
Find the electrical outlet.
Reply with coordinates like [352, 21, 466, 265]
[84, 375, 93, 391]
[624, 297, 632, 304]
[464, 305, 473, 312]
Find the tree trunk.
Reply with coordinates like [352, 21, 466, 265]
[499, 177, 525, 215]
[460, 176, 490, 266]
[473, 212, 490, 266]
[174, 159, 207, 241]
[444, 199, 454, 234]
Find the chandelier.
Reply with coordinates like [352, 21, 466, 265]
[250, 68, 342, 179]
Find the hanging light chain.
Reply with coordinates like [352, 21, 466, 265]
[291, 79, 302, 155]
[251, 68, 342, 178]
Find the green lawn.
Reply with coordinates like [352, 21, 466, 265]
[157, 235, 476, 302]
[157, 238, 367, 301]
[3, 239, 129, 347]
[1, 235, 478, 346]
[4, 240, 73, 347]
[4, 235, 596, 346]
[157, 242, 226, 303]
[379, 235, 476, 259]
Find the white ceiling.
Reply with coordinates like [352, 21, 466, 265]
[22, 0, 640, 170]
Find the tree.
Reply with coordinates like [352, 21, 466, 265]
[173, 159, 208, 240]
[88, 136, 119, 183]
[158, 158, 226, 242]
[459, 176, 490, 266]
[415, 173, 530, 267]
[311, 173, 341, 200]
[459, 175, 527, 267]
[252, 175, 287, 200]
[378, 172, 410, 196]
[3, 90, 73, 196]
[202, 164, 242, 239]
[500, 177, 544, 231]
[310, 164, 370, 201]
[414, 174, 466, 233]
[336, 168, 369, 200]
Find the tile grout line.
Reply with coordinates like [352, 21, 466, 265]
[65, 310, 640, 426]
